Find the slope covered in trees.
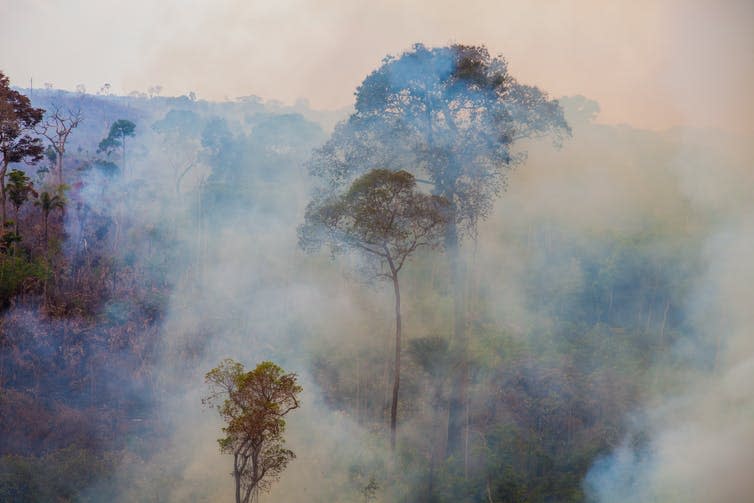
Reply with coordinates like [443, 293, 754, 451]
[0, 46, 751, 502]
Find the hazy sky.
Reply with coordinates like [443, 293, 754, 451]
[2, 0, 753, 133]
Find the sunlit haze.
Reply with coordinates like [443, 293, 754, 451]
[2, 0, 753, 133]
[2, 1, 754, 502]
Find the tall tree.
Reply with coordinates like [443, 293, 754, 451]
[6, 169, 35, 242]
[152, 109, 204, 194]
[0, 71, 44, 228]
[35, 104, 82, 186]
[98, 119, 135, 176]
[301, 168, 447, 450]
[97, 119, 136, 254]
[308, 44, 569, 456]
[34, 190, 65, 249]
[203, 359, 302, 503]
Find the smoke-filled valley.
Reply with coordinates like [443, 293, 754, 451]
[1, 30, 753, 503]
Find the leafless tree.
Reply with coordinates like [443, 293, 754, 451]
[36, 104, 82, 186]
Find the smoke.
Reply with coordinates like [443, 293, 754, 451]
[0, 88, 394, 500]
[584, 217, 754, 503]
[143, 212, 394, 502]
[438, 91, 754, 502]
[577, 124, 754, 500]
[105, 88, 752, 501]
[57, 93, 397, 501]
[7, 38, 753, 500]
[6, 1, 753, 134]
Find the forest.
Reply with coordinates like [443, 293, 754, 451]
[0, 41, 753, 503]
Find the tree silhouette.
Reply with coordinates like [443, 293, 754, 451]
[6, 169, 35, 242]
[35, 104, 82, 186]
[0, 71, 44, 228]
[34, 190, 65, 249]
[301, 168, 447, 450]
[152, 109, 203, 194]
[309, 44, 569, 455]
[98, 119, 135, 176]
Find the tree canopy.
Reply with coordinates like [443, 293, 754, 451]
[204, 359, 302, 503]
[310, 43, 569, 235]
[97, 119, 136, 175]
[97, 119, 135, 154]
[301, 168, 447, 270]
[0, 72, 44, 168]
[0, 71, 44, 226]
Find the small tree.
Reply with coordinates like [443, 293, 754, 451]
[203, 359, 302, 503]
[98, 119, 135, 176]
[300, 168, 447, 450]
[34, 190, 65, 248]
[0, 71, 44, 228]
[35, 104, 82, 185]
[6, 169, 35, 240]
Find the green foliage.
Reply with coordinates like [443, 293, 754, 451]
[7, 169, 35, 213]
[91, 159, 119, 177]
[34, 190, 65, 216]
[310, 44, 569, 233]
[204, 359, 302, 503]
[302, 168, 449, 451]
[307, 44, 572, 460]
[408, 335, 451, 379]
[0, 255, 46, 304]
[96, 119, 136, 175]
[97, 119, 136, 155]
[199, 113, 324, 219]
[152, 109, 203, 138]
[0, 72, 45, 168]
[0, 446, 113, 503]
[0, 73, 725, 503]
[44, 145, 56, 164]
[5, 169, 35, 245]
[0, 230, 21, 252]
[301, 168, 448, 273]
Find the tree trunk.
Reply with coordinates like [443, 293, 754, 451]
[0, 161, 7, 229]
[58, 153, 63, 186]
[445, 212, 468, 459]
[382, 332, 391, 423]
[356, 353, 361, 422]
[176, 161, 194, 195]
[43, 213, 49, 249]
[427, 381, 444, 501]
[13, 206, 20, 255]
[0, 328, 5, 394]
[234, 454, 242, 503]
[387, 257, 402, 452]
[246, 450, 259, 503]
[659, 298, 670, 347]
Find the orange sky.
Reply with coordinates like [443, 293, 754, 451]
[2, 0, 752, 133]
